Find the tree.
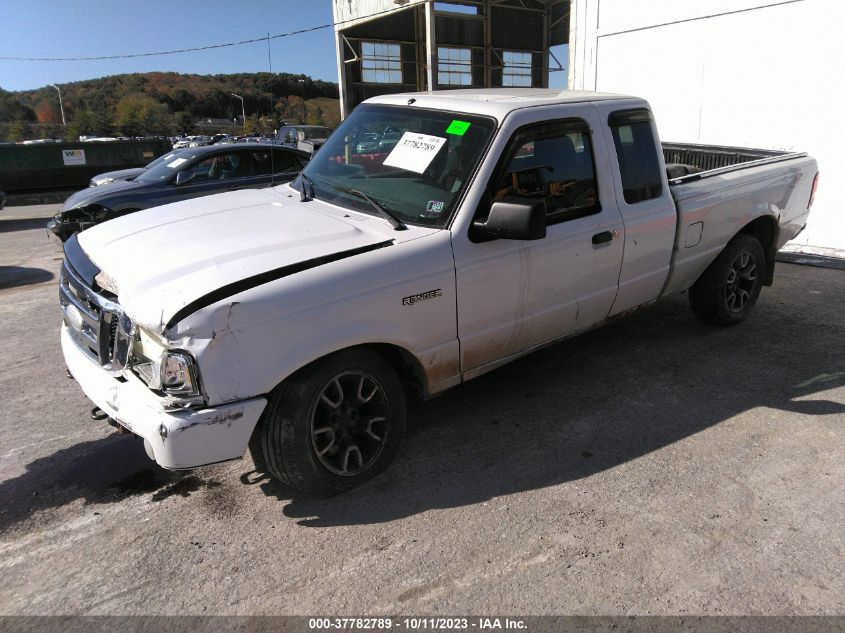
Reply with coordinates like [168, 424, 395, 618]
[35, 99, 61, 124]
[40, 123, 63, 140]
[286, 95, 305, 123]
[0, 88, 36, 122]
[114, 94, 171, 136]
[306, 105, 324, 126]
[67, 109, 114, 139]
[6, 119, 32, 142]
[242, 113, 261, 136]
[174, 111, 195, 135]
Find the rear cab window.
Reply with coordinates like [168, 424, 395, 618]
[608, 109, 663, 204]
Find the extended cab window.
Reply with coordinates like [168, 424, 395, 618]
[492, 119, 600, 222]
[609, 109, 663, 204]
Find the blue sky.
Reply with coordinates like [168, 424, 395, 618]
[0, 0, 567, 92]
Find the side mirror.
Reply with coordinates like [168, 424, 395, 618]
[175, 170, 194, 186]
[471, 197, 546, 242]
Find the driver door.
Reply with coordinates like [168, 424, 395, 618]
[453, 107, 625, 376]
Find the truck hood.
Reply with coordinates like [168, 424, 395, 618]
[76, 186, 418, 333]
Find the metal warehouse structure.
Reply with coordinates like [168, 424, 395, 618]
[332, 0, 569, 118]
[568, 0, 845, 253]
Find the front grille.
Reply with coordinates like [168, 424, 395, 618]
[60, 260, 134, 372]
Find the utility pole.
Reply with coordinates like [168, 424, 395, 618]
[230, 93, 245, 129]
[298, 79, 306, 123]
[49, 83, 66, 126]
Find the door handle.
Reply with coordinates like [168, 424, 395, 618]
[592, 230, 614, 245]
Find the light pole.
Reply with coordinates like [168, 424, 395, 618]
[230, 93, 245, 129]
[297, 79, 305, 123]
[49, 83, 66, 126]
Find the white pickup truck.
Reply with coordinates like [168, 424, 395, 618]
[59, 89, 819, 496]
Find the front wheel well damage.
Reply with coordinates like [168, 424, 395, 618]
[737, 216, 778, 286]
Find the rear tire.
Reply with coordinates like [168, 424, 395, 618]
[249, 349, 406, 496]
[689, 233, 765, 325]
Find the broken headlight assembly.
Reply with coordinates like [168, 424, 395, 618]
[132, 329, 203, 402]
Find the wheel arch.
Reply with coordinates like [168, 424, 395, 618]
[270, 342, 433, 403]
[737, 215, 779, 286]
[360, 343, 430, 400]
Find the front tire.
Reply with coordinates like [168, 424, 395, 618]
[250, 349, 406, 496]
[689, 233, 766, 325]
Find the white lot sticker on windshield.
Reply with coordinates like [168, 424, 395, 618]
[166, 158, 188, 168]
[383, 132, 447, 174]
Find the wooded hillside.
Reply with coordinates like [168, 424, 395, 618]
[0, 72, 341, 141]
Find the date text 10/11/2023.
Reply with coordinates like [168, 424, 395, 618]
[308, 617, 527, 630]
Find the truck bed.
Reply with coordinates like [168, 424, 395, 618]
[660, 144, 818, 297]
[662, 142, 805, 183]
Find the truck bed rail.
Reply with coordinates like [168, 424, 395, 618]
[662, 142, 806, 185]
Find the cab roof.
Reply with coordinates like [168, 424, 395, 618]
[365, 88, 638, 120]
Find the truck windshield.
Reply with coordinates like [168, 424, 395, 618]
[295, 104, 496, 228]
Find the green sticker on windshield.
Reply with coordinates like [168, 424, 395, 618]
[446, 120, 471, 136]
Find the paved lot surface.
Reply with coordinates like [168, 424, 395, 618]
[1, 205, 843, 615]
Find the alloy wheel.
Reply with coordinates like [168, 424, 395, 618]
[310, 371, 390, 476]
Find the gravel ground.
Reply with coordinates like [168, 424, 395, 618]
[1, 204, 843, 616]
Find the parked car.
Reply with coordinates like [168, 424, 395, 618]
[276, 125, 332, 154]
[88, 149, 190, 187]
[187, 134, 229, 147]
[172, 137, 194, 149]
[48, 143, 309, 241]
[188, 136, 212, 147]
[58, 89, 818, 496]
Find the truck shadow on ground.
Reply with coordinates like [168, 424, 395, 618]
[0, 433, 221, 533]
[0, 266, 54, 290]
[2, 272, 842, 533]
[251, 292, 845, 526]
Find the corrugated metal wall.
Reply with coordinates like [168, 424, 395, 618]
[335, 0, 569, 114]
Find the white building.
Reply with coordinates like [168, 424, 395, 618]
[568, 0, 845, 252]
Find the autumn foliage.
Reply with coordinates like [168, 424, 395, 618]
[1, 71, 340, 141]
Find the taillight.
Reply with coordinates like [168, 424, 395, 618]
[808, 172, 819, 208]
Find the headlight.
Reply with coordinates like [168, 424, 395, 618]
[134, 347, 202, 400]
[159, 352, 200, 396]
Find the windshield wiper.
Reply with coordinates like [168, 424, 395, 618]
[331, 185, 408, 231]
[298, 172, 316, 202]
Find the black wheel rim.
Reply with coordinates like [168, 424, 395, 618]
[725, 250, 758, 314]
[310, 371, 390, 476]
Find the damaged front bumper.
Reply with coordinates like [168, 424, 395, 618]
[47, 215, 78, 242]
[62, 325, 267, 469]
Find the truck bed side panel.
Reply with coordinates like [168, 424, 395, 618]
[663, 156, 818, 296]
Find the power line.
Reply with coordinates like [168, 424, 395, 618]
[0, 3, 417, 62]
